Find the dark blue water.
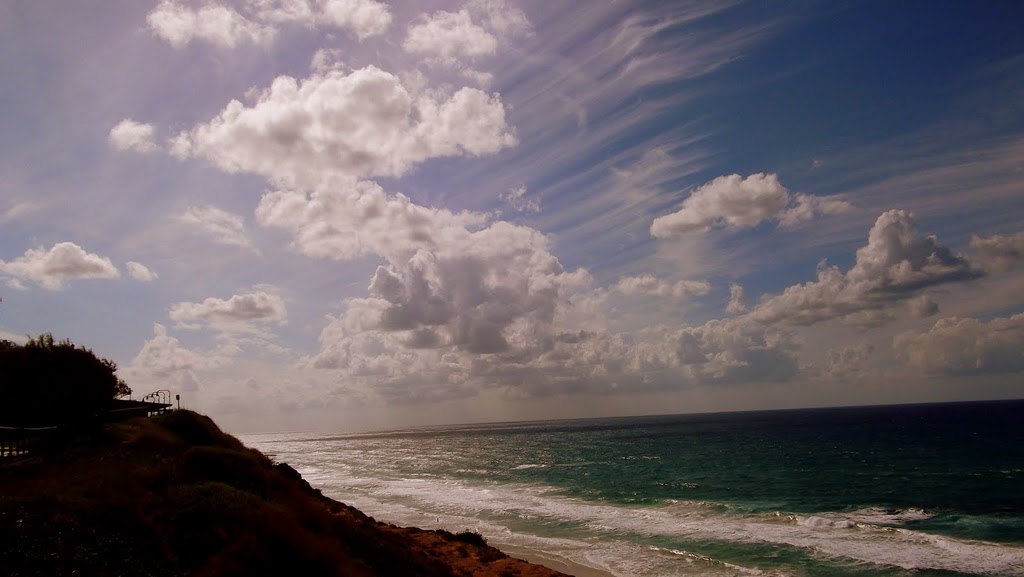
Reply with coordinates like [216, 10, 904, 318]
[245, 400, 1024, 576]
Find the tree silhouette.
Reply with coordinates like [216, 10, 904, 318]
[0, 334, 131, 426]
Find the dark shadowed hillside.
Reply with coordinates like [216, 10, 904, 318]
[0, 410, 570, 577]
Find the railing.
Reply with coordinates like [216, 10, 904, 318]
[0, 391, 175, 457]
[0, 424, 59, 457]
[141, 390, 171, 407]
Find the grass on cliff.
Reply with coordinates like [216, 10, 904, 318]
[0, 410, 548, 577]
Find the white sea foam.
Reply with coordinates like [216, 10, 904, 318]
[244, 434, 1024, 577]
[845, 506, 934, 525]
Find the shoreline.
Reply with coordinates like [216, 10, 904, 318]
[499, 543, 615, 577]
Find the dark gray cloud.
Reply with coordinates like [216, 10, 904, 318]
[751, 210, 979, 326]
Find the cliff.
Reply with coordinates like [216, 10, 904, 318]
[0, 410, 571, 577]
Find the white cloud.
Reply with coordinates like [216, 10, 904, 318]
[309, 48, 343, 72]
[778, 193, 853, 228]
[249, 0, 392, 39]
[402, 0, 528, 67]
[126, 324, 223, 393]
[0, 331, 28, 344]
[108, 119, 158, 153]
[615, 275, 710, 299]
[179, 205, 255, 249]
[468, 0, 530, 37]
[651, 173, 851, 237]
[0, 242, 120, 290]
[726, 283, 746, 315]
[258, 173, 601, 362]
[126, 261, 158, 282]
[894, 313, 1024, 376]
[169, 291, 287, 332]
[751, 210, 978, 326]
[256, 179, 487, 263]
[147, 0, 274, 49]
[316, 0, 391, 39]
[673, 317, 800, 384]
[0, 201, 37, 224]
[970, 230, 1024, 272]
[174, 66, 517, 187]
[346, 221, 590, 355]
[308, 308, 802, 403]
[404, 8, 498, 64]
[500, 184, 540, 213]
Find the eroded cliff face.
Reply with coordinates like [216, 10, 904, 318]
[0, 410, 570, 577]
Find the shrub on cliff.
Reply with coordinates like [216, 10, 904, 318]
[0, 334, 131, 426]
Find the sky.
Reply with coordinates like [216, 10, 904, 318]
[1, 1, 1023, 434]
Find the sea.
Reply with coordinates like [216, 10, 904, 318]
[241, 400, 1024, 577]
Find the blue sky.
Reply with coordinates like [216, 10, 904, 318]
[1, 1, 1023, 433]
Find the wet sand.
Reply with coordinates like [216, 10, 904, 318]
[500, 543, 616, 577]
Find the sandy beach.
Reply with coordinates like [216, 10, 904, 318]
[500, 543, 616, 577]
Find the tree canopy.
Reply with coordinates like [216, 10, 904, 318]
[0, 334, 131, 426]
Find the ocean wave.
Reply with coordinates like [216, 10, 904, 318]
[844, 506, 934, 526]
[290, 470, 1024, 575]
[243, 435, 1024, 577]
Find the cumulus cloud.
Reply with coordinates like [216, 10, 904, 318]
[127, 324, 223, 393]
[310, 308, 801, 402]
[147, 1, 274, 48]
[257, 180, 487, 263]
[404, 8, 497, 64]
[258, 175, 604, 365]
[252, 0, 392, 39]
[777, 193, 853, 228]
[0, 242, 120, 290]
[751, 210, 979, 326]
[350, 222, 589, 355]
[255, 170, 808, 400]
[126, 261, 158, 282]
[173, 66, 516, 187]
[316, 0, 392, 38]
[108, 119, 158, 153]
[169, 291, 287, 332]
[907, 294, 939, 318]
[178, 205, 255, 249]
[615, 275, 710, 299]
[825, 343, 874, 380]
[147, 0, 390, 48]
[500, 184, 540, 213]
[403, 0, 529, 66]
[673, 318, 799, 383]
[894, 313, 1024, 376]
[650, 173, 851, 237]
[970, 230, 1024, 272]
[726, 283, 746, 315]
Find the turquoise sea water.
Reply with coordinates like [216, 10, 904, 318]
[243, 400, 1024, 576]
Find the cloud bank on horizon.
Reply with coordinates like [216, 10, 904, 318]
[1, 1, 1023, 432]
